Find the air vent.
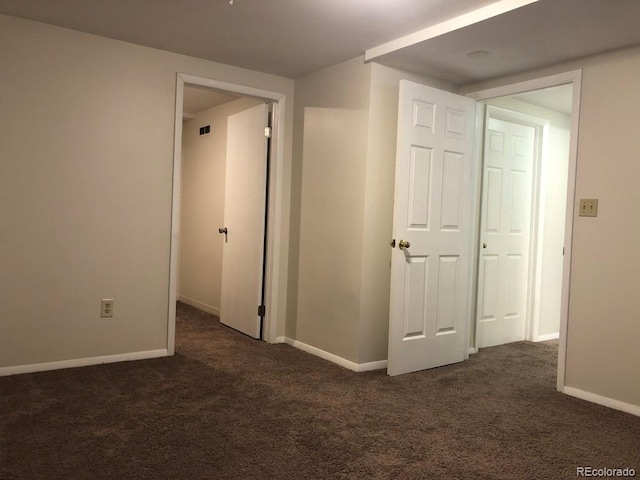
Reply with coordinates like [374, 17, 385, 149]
[199, 125, 211, 135]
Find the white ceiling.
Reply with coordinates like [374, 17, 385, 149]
[0, 0, 499, 79]
[370, 0, 640, 85]
[515, 84, 573, 115]
[183, 86, 239, 116]
[1, 0, 639, 85]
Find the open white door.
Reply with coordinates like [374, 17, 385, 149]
[220, 103, 269, 339]
[476, 107, 536, 348]
[388, 81, 476, 376]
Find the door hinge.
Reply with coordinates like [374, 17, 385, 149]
[258, 305, 266, 317]
[264, 127, 272, 139]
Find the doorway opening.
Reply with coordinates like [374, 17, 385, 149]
[179, 87, 270, 341]
[386, 74, 580, 380]
[167, 74, 288, 354]
[468, 71, 582, 390]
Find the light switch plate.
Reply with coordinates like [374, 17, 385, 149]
[579, 198, 598, 217]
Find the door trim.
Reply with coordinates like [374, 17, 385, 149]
[466, 70, 582, 393]
[169, 73, 288, 353]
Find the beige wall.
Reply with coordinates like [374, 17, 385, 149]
[565, 49, 640, 406]
[290, 59, 453, 364]
[0, 14, 293, 368]
[293, 47, 640, 409]
[464, 46, 640, 407]
[179, 98, 262, 315]
[290, 57, 372, 362]
[5, 12, 639, 410]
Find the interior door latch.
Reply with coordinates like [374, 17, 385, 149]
[390, 239, 396, 248]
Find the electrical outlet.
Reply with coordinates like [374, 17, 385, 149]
[101, 299, 114, 318]
[579, 198, 598, 217]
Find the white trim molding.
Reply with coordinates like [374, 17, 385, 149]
[535, 332, 560, 342]
[563, 387, 640, 418]
[284, 338, 387, 373]
[177, 295, 221, 317]
[358, 360, 388, 373]
[0, 349, 168, 377]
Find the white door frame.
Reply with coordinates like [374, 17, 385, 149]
[475, 105, 549, 348]
[168, 73, 288, 353]
[466, 70, 582, 392]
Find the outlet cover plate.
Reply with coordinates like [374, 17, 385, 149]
[101, 299, 114, 318]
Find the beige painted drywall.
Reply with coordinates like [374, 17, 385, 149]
[179, 97, 262, 315]
[0, 14, 293, 368]
[486, 97, 571, 339]
[463, 46, 640, 407]
[7, 11, 639, 411]
[290, 57, 372, 362]
[289, 58, 455, 364]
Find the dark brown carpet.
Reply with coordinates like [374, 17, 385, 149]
[1, 302, 639, 479]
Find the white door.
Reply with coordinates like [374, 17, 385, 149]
[220, 103, 269, 339]
[388, 81, 476, 376]
[476, 107, 536, 348]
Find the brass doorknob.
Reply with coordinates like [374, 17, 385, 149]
[398, 240, 411, 250]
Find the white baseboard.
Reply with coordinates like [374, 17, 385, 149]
[284, 337, 357, 370]
[178, 295, 220, 316]
[283, 337, 387, 373]
[468, 347, 477, 355]
[0, 349, 169, 377]
[535, 332, 560, 342]
[563, 386, 640, 418]
[274, 336, 286, 344]
[356, 360, 388, 372]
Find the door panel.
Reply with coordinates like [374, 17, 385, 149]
[506, 254, 523, 317]
[436, 256, 459, 334]
[388, 81, 476, 376]
[477, 107, 536, 348]
[404, 256, 428, 338]
[408, 146, 432, 229]
[480, 255, 499, 321]
[220, 103, 269, 339]
[485, 168, 503, 232]
[441, 152, 463, 230]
